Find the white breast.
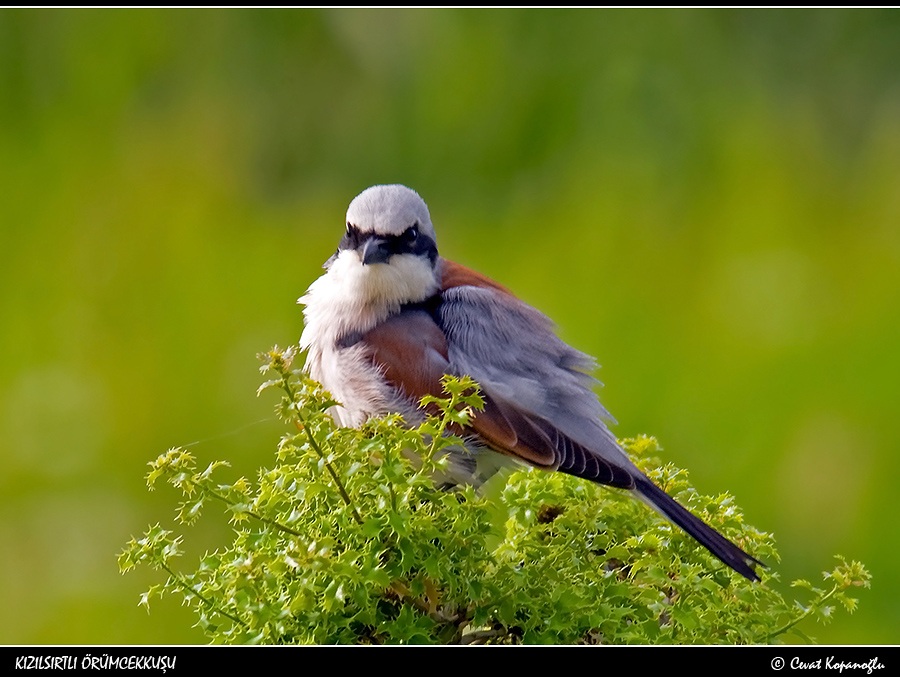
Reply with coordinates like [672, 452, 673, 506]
[305, 339, 410, 427]
[299, 253, 420, 427]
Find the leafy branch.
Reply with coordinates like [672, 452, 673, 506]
[765, 558, 871, 642]
[118, 344, 871, 644]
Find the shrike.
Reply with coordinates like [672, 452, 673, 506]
[300, 184, 762, 581]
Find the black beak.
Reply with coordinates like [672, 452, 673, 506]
[360, 236, 391, 266]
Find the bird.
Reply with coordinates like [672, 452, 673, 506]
[299, 183, 763, 582]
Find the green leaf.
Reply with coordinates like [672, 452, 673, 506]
[120, 359, 871, 645]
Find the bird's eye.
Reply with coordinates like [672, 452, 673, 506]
[346, 222, 353, 234]
[404, 224, 419, 242]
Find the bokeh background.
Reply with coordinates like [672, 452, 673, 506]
[2, 8, 898, 644]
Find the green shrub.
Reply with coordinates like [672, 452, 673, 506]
[119, 345, 870, 644]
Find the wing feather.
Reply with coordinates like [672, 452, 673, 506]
[438, 259, 632, 471]
[357, 259, 760, 579]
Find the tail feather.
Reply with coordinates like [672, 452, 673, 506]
[633, 475, 764, 582]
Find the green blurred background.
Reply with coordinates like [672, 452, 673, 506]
[2, 8, 898, 644]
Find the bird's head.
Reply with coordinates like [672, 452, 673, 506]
[323, 184, 441, 309]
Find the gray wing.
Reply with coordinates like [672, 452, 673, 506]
[438, 282, 639, 480]
[437, 282, 764, 579]
[435, 261, 764, 580]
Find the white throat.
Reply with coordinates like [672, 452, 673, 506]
[299, 249, 439, 351]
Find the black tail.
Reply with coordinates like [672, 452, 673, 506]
[633, 475, 764, 582]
